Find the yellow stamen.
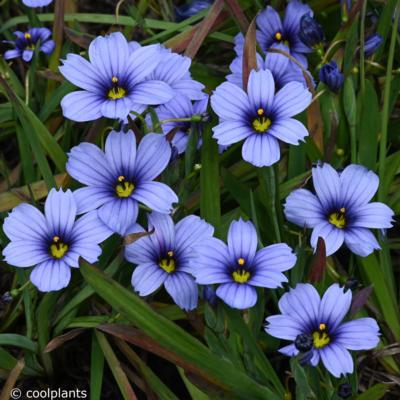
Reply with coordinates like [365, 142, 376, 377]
[275, 32, 282, 41]
[312, 330, 330, 349]
[108, 86, 126, 100]
[111, 76, 119, 83]
[340, 207, 346, 213]
[328, 210, 346, 229]
[53, 236, 60, 243]
[237, 258, 246, 266]
[24, 32, 31, 40]
[159, 258, 176, 273]
[252, 117, 272, 133]
[257, 108, 265, 116]
[118, 175, 125, 182]
[167, 251, 174, 257]
[319, 323, 326, 331]
[50, 237, 68, 259]
[115, 181, 135, 198]
[232, 269, 251, 283]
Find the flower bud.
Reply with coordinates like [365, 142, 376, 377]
[299, 14, 324, 48]
[319, 61, 344, 93]
[364, 33, 383, 57]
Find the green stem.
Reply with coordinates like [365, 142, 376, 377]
[359, 0, 367, 98]
[378, 2, 400, 201]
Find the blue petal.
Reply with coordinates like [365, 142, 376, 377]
[73, 187, 114, 215]
[352, 203, 394, 229]
[319, 283, 352, 331]
[61, 91, 104, 122]
[67, 142, 114, 187]
[335, 318, 380, 350]
[30, 259, 71, 292]
[283, 0, 313, 36]
[126, 44, 161, 85]
[344, 228, 380, 257]
[72, 210, 113, 244]
[147, 212, 175, 254]
[310, 222, 344, 256]
[265, 315, 304, 340]
[264, 45, 290, 84]
[125, 224, 158, 265]
[216, 282, 257, 309]
[284, 188, 325, 228]
[59, 54, 104, 92]
[3, 203, 47, 241]
[131, 262, 167, 296]
[312, 163, 341, 211]
[339, 164, 379, 209]
[105, 130, 137, 178]
[3, 240, 49, 268]
[130, 80, 174, 105]
[101, 98, 132, 120]
[247, 69, 275, 111]
[98, 198, 139, 235]
[152, 52, 190, 85]
[164, 272, 198, 311]
[39, 40, 55, 55]
[272, 81, 311, 119]
[45, 189, 77, 238]
[22, 50, 34, 62]
[23, 0, 53, 6]
[268, 118, 309, 145]
[256, 6, 283, 50]
[134, 133, 172, 181]
[242, 133, 280, 167]
[171, 79, 205, 101]
[4, 49, 22, 60]
[278, 343, 299, 357]
[212, 121, 253, 146]
[320, 344, 353, 378]
[132, 181, 177, 214]
[211, 82, 250, 120]
[227, 219, 257, 265]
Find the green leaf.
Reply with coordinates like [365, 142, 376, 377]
[355, 384, 389, 400]
[0, 334, 38, 353]
[90, 331, 105, 400]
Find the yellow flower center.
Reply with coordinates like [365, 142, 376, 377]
[252, 116, 272, 133]
[328, 207, 346, 229]
[115, 176, 135, 198]
[312, 323, 330, 349]
[24, 32, 31, 39]
[237, 257, 246, 266]
[108, 76, 126, 100]
[159, 251, 176, 273]
[275, 32, 282, 41]
[232, 269, 251, 283]
[50, 236, 68, 259]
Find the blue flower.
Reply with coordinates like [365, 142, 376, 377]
[129, 42, 205, 102]
[125, 212, 214, 310]
[284, 163, 394, 256]
[211, 69, 311, 167]
[299, 14, 324, 48]
[22, 0, 53, 7]
[3, 28, 55, 62]
[59, 32, 174, 122]
[175, 0, 213, 21]
[265, 283, 380, 377]
[364, 33, 383, 57]
[256, 1, 313, 67]
[66, 130, 178, 236]
[319, 61, 344, 93]
[227, 34, 307, 91]
[3, 189, 112, 292]
[192, 219, 297, 309]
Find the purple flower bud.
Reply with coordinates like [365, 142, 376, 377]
[299, 14, 324, 47]
[364, 33, 383, 57]
[175, 0, 213, 21]
[338, 383, 352, 399]
[319, 61, 344, 93]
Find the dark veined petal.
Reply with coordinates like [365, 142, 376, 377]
[339, 164, 379, 209]
[124, 224, 157, 265]
[335, 318, 380, 350]
[175, 215, 214, 252]
[132, 182, 177, 214]
[152, 52, 191, 84]
[164, 272, 198, 311]
[105, 130, 137, 178]
[242, 133, 280, 167]
[227, 219, 258, 265]
[73, 187, 114, 215]
[263, 46, 290, 84]
[310, 222, 344, 256]
[311, 163, 341, 211]
[278, 343, 299, 357]
[61, 91, 104, 122]
[171, 79, 205, 101]
[192, 238, 231, 285]
[101, 97, 132, 120]
[130, 80, 174, 106]
[256, 6, 283, 48]
[39, 40, 55, 55]
[3, 240, 49, 268]
[265, 315, 304, 340]
[67, 142, 114, 187]
[29, 27, 52, 42]
[210, 81, 250, 120]
[45, 189, 77, 238]
[278, 283, 320, 328]
[268, 118, 309, 145]
[272, 81, 312, 119]
[59, 54, 104, 92]
[3, 203, 48, 241]
[284, 188, 325, 228]
[22, 50, 34, 62]
[319, 283, 352, 331]
[131, 262, 167, 296]
[30, 259, 71, 292]
[126, 44, 161, 85]
[352, 202, 394, 229]
[134, 133, 171, 181]
[247, 69, 275, 111]
[4, 49, 22, 60]
[216, 282, 257, 309]
[88, 32, 130, 81]
[344, 228, 381, 257]
[71, 210, 113, 245]
[98, 198, 139, 235]
[69, 243, 103, 264]
[212, 121, 254, 146]
[319, 344, 353, 378]
[283, 0, 313, 36]
[147, 212, 175, 254]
